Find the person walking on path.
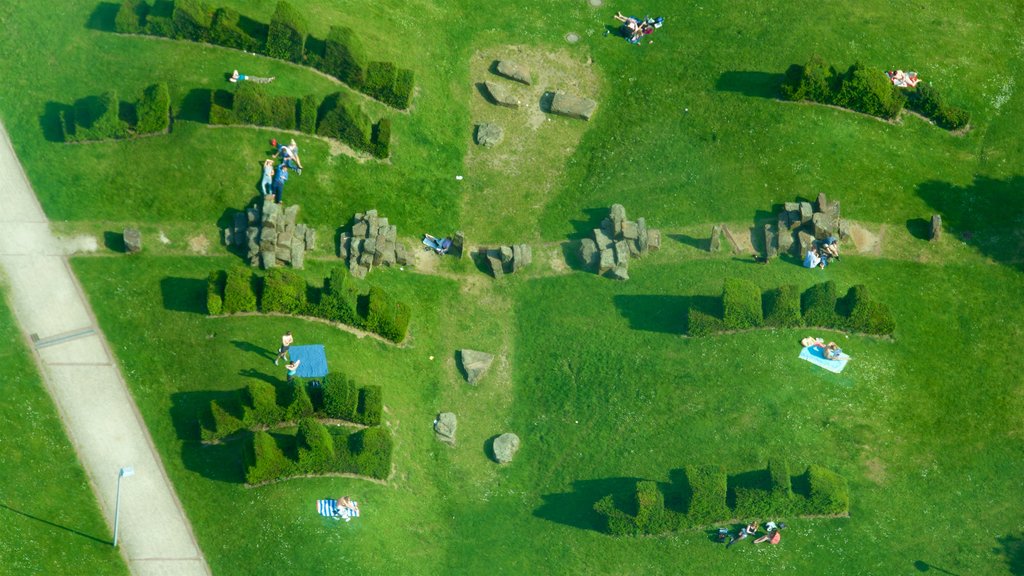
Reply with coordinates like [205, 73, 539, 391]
[275, 331, 293, 365]
[271, 165, 288, 204]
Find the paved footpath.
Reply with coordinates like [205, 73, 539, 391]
[0, 123, 210, 576]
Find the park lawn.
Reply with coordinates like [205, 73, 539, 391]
[0, 288, 128, 575]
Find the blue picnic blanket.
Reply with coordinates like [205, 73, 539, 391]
[289, 345, 328, 378]
[316, 499, 360, 521]
[799, 345, 851, 374]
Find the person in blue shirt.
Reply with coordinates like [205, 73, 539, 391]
[803, 246, 823, 268]
[271, 165, 288, 204]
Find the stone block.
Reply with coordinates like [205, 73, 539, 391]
[222, 228, 233, 246]
[261, 250, 277, 268]
[607, 264, 629, 281]
[262, 227, 277, 245]
[385, 225, 397, 243]
[798, 231, 816, 257]
[459, 349, 495, 384]
[511, 244, 523, 271]
[495, 60, 532, 85]
[784, 202, 800, 212]
[648, 229, 661, 251]
[278, 231, 293, 246]
[764, 224, 777, 259]
[123, 228, 142, 253]
[799, 202, 814, 224]
[710, 225, 723, 252]
[812, 212, 835, 239]
[816, 192, 828, 213]
[550, 93, 597, 121]
[628, 239, 642, 256]
[500, 245, 514, 264]
[778, 229, 794, 254]
[338, 233, 349, 259]
[487, 255, 505, 279]
[598, 248, 614, 274]
[352, 221, 369, 237]
[614, 240, 630, 265]
[434, 412, 457, 446]
[492, 432, 520, 463]
[475, 122, 505, 147]
[520, 244, 532, 267]
[622, 220, 639, 239]
[359, 251, 374, 266]
[284, 205, 299, 226]
[579, 238, 598, 270]
[290, 240, 304, 269]
[593, 228, 613, 250]
[483, 81, 520, 109]
[305, 227, 316, 251]
[396, 243, 409, 266]
[351, 262, 368, 279]
[363, 237, 377, 255]
[276, 246, 292, 263]
[930, 214, 942, 242]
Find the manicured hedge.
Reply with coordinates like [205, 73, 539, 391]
[209, 89, 236, 125]
[115, 0, 146, 33]
[371, 118, 392, 158]
[321, 373, 358, 421]
[834, 62, 904, 120]
[323, 26, 366, 87]
[354, 385, 383, 426]
[63, 92, 131, 143]
[762, 284, 801, 328]
[722, 278, 763, 330]
[781, 55, 835, 103]
[317, 267, 359, 326]
[171, 0, 211, 42]
[283, 379, 314, 421]
[206, 270, 225, 315]
[136, 83, 171, 134]
[296, 418, 335, 473]
[841, 285, 895, 335]
[801, 280, 840, 328]
[202, 401, 245, 442]
[687, 308, 724, 337]
[908, 82, 970, 130]
[210, 7, 261, 52]
[317, 92, 372, 152]
[594, 494, 638, 535]
[265, 0, 306, 63]
[633, 481, 678, 534]
[298, 94, 318, 134]
[364, 286, 410, 343]
[222, 266, 258, 313]
[260, 267, 307, 314]
[350, 427, 392, 479]
[244, 381, 284, 426]
[805, 464, 850, 515]
[684, 464, 729, 524]
[245, 431, 292, 484]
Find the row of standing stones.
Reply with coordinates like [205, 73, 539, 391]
[482, 244, 533, 279]
[476, 59, 598, 147]
[578, 204, 662, 280]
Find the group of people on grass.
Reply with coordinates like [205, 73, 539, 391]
[613, 11, 664, 44]
[802, 336, 844, 360]
[260, 139, 304, 204]
[719, 521, 785, 547]
[886, 69, 920, 88]
[803, 235, 841, 269]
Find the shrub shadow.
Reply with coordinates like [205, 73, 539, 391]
[86, 2, 119, 32]
[669, 233, 706, 251]
[39, 102, 73, 142]
[103, 231, 126, 252]
[994, 532, 1024, 575]
[905, 218, 931, 241]
[170, 390, 247, 483]
[568, 207, 608, 240]
[613, 294, 690, 335]
[715, 71, 785, 99]
[160, 277, 207, 314]
[178, 88, 212, 124]
[560, 240, 586, 271]
[534, 477, 643, 532]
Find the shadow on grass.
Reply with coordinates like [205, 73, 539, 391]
[85, 2, 119, 32]
[232, 340, 275, 361]
[905, 218, 931, 241]
[559, 240, 586, 271]
[669, 233, 706, 251]
[178, 88, 212, 124]
[568, 207, 608, 240]
[170, 390, 247, 483]
[0, 503, 111, 545]
[715, 71, 785, 99]
[614, 294, 713, 335]
[103, 231, 126, 252]
[160, 277, 206, 313]
[994, 532, 1024, 575]
[917, 176, 1024, 270]
[726, 468, 770, 508]
[39, 102, 73, 143]
[913, 559, 963, 575]
[483, 434, 498, 462]
[534, 477, 643, 532]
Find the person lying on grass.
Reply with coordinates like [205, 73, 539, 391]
[819, 235, 840, 260]
[754, 522, 784, 544]
[824, 342, 843, 360]
[727, 522, 758, 548]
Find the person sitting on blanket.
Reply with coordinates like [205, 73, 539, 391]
[755, 522, 785, 544]
[337, 496, 357, 512]
[824, 342, 842, 360]
[727, 522, 758, 548]
[887, 70, 920, 88]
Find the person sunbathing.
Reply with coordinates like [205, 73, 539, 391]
[727, 522, 758, 548]
[824, 342, 842, 360]
[337, 497, 356, 511]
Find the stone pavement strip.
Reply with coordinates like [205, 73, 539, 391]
[0, 123, 210, 576]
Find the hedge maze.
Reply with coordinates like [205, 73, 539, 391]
[201, 373, 391, 484]
[59, 83, 170, 142]
[207, 266, 411, 343]
[594, 460, 849, 536]
[781, 55, 970, 130]
[115, 0, 415, 110]
[687, 279, 895, 337]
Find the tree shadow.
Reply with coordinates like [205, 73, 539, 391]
[612, 294, 690, 334]
[85, 2, 120, 32]
[534, 477, 643, 531]
[39, 102, 73, 142]
[669, 233, 707, 251]
[568, 207, 608, 240]
[103, 231, 126, 252]
[0, 502, 111, 545]
[916, 176, 1024, 270]
[994, 532, 1024, 575]
[905, 218, 931, 241]
[159, 277, 207, 314]
[715, 71, 785, 99]
[231, 340, 275, 361]
[178, 88, 212, 124]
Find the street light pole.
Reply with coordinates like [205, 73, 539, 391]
[113, 467, 134, 547]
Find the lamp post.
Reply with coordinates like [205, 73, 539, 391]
[113, 467, 134, 547]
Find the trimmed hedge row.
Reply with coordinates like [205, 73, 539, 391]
[206, 266, 411, 343]
[61, 84, 170, 142]
[209, 85, 390, 157]
[781, 55, 969, 130]
[687, 279, 895, 336]
[114, 0, 414, 110]
[595, 461, 850, 536]
[245, 423, 392, 484]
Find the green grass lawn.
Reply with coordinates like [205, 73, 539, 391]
[0, 288, 128, 575]
[3, 0, 1024, 574]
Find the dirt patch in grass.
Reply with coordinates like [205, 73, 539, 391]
[188, 234, 210, 254]
[862, 455, 888, 485]
[848, 222, 882, 254]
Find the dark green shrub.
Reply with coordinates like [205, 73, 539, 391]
[722, 278, 763, 330]
[206, 270, 225, 315]
[270, 95, 299, 131]
[318, 267, 359, 325]
[733, 486, 774, 518]
[244, 381, 283, 426]
[203, 401, 245, 441]
[352, 427, 392, 479]
[364, 286, 410, 342]
[842, 285, 896, 335]
[66, 92, 131, 142]
[687, 308, 723, 337]
[115, 0, 146, 33]
[935, 105, 970, 131]
[321, 373, 358, 420]
[684, 464, 729, 524]
[284, 380, 314, 420]
[768, 459, 793, 500]
[780, 55, 836, 103]
[171, 0, 212, 42]
[805, 464, 850, 515]
[594, 495, 639, 536]
[232, 82, 273, 126]
[317, 92, 372, 152]
[245, 431, 292, 484]
[910, 82, 945, 118]
[260, 268, 307, 314]
[298, 94, 318, 134]
[144, 15, 175, 37]
[296, 418, 334, 473]
[209, 7, 261, 52]
[322, 26, 366, 87]
[209, 89, 236, 124]
[633, 481, 678, 534]
[136, 83, 170, 134]
[834, 62, 904, 119]
[363, 62, 397, 103]
[371, 118, 391, 158]
[801, 281, 839, 327]
[354, 385, 382, 426]
[763, 284, 801, 328]
[390, 69, 415, 109]
[223, 266, 257, 313]
[265, 0, 306, 63]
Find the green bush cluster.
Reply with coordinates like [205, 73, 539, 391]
[350, 427, 392, 479]
[114, 0, 414, 109]
[260, 268, 308, 314]
[296, 417, 335, 473]
[206, 270, 225, 315]
[61, 85, 170, 142]
[596, 461, 849, 536]
[722, 278, 763, 330]
[319, 373, 381, 425]
[800, 280, 840, 327]
[316, 92, 390, 157]
[298, 94, 318, 134]
[781, 55, 969, 130]
[244, 424, 393, 484]
[222, 266, 257, 313]
[762, 285, 802, 328]
[364, 286, 411, 343]
[686, 309, 724, 337]
[317, 267, 359, 325]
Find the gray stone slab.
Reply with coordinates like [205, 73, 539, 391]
[483, 81, 521, 108]
[459, 349, 495, 384]
[550, 93, 597, 121]
[495, 60, 532, 85]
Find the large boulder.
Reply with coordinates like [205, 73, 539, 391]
[434, 412, 457, 446]
[495, 60, 531, 85]
[492, 432, 520, 463]
[459, 349, 495, 385]
[579, 238, 598, 270]
[550, 93, 598, 121]
[475, 123, 504, 147]
[123, 228, 142, 253]
[483, 81, 520, 108]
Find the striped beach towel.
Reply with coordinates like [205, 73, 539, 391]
[316, 499, 361, 521]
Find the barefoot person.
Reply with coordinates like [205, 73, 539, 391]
[274, 331, 293, 365]
[285, 359, 301, 382]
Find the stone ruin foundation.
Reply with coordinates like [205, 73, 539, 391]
[337, 209, 411, 279]
[579, 204, 661, 280]
[481, 244, 532, 278]
[223, 197, 314, 269]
